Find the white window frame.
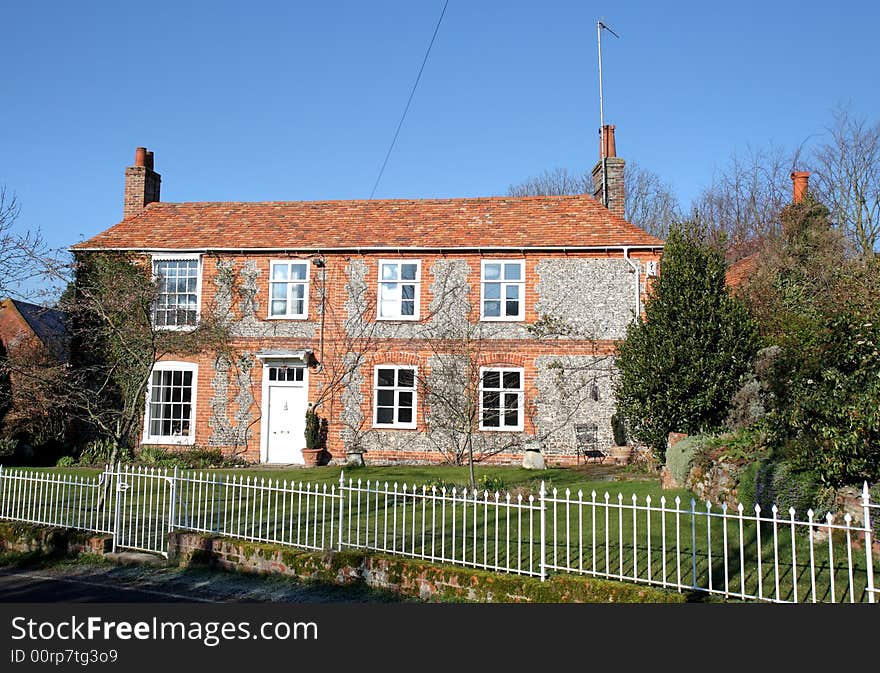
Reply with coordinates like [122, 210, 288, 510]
[151, 253, 203, 331]
[478, 366, 524, 432]
[142, 361, 198, 445]
[376, 259, 421, 321]
[480, 259, 525, 321]
[267, 260, 310, 320]
[372, 365, 418, 429]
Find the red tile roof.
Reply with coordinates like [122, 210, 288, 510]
[725, 252, 759, 290]
[72, 195, 664, 251]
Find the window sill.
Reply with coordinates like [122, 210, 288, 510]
[478, 426, 524, 433]
[479, 317, 526, 323]
[142, 436, 196, 446]
[373, 423, 418, 431]
[266, 315, 309, 321]
[375, 317, 420, 322]
[152, 324, 199, 332]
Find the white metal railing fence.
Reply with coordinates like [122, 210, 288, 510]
[338, 479, 544, 577]
[0, 464, 875, 603]
[542, 487, 876, 604]
[0, 466, 114, 535]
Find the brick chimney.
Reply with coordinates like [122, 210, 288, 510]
[123, 146, 161, 219]
[591, 125, 625, 219]
[790, 171, 810, 204]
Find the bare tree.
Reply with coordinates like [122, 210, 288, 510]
[690, 145, 792, 259]
[809, 106, 880, 258]
[507, 163, 680, 238]
[507, 168, 591, 198]
[0, 187, 62, 300]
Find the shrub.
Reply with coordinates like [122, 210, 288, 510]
[735, 459, 774, 511]
[56, 455, 76, 468]
[736, 458, 833, 518]
[0, 436, 17, 459]
[610, 413, 627, 447]
[77, 438, 130, 466]
[770, 462, 834, 519]
[615, 226, 759, 457]
[665, 435, 708, 487]
[135, 446, 247, 469]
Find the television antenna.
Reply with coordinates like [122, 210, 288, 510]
[597, 19, 619, 208]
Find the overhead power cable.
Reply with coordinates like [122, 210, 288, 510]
[369, 1, 449, 199]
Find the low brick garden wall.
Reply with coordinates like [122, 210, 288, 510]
[0, 522, 686, 603]
[167, 531, 685, 603]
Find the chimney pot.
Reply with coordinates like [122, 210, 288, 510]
[134, 147, 147, 167]
[600, 124, 617, 159]
[791, 171, 810, 204]
[144, 150, 154, 171]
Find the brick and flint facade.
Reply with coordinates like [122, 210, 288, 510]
[72, 135, 663, 466]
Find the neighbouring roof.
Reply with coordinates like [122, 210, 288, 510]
[71, 194, 665, 251]
[725, 252, 759, 290]
[0, 299, 70, 363]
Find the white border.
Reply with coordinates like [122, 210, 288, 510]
[150, 253, 203, 331]
[142, 360, 199, 445]
[479, 259, 525, 322]
[259, 362, 310, 464]
[478, 366, 524, 432]
[267, 259, 310, 320]
[372, 364, 418, 430]
[376, 259, 421, 321]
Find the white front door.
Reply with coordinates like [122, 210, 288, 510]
[265, 368, 308, 464]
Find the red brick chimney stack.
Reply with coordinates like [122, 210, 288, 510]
[791, 171, 810, 204]
[124, 146, 161, 219]
[592, 125, 626, 219]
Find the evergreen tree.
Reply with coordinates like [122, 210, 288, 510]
[615, 225, 759, 456]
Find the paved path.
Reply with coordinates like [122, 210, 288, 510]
[0, 560, 406, 603]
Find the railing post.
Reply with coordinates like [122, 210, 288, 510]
[0, 465, 4, 517]
[111, 469, 121, 553]
[337, 470, 345, 551]
[864, 482, 875, 604]
[691, 498, 697, 590]
[214, 474, 223, 533]
[539, 480, 547, 582]
[168, 466, 179, 533]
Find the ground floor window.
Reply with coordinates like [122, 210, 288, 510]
[373, 365, 417, 428]
[479, 367, 523, 431]
[144, 361, 198, 444]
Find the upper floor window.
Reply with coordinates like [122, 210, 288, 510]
[481, 260, 524, 321]
[373, 365, 417, 429]
[269, 260, 310, 319]
[143, 361, 198, 445]
[152, 255, 201, 329]
[479, 367, 524, 431]
[377, 260, 421, 320]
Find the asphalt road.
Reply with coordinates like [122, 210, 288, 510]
[0, 560, 406, 603]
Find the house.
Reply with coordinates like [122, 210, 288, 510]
[71, 129, 664, 466]
[0, 298, 69, 437]
[0, 299, 69, 365]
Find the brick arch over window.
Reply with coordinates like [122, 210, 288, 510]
[476, 353, 526, 369]
[363, 352, 422, 368]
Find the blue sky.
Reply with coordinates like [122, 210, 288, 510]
[2, 0, 878, 253]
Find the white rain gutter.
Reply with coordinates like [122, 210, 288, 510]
[623, 247, 641, 320]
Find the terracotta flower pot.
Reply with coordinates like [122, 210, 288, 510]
[301, 448, 324, 467]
